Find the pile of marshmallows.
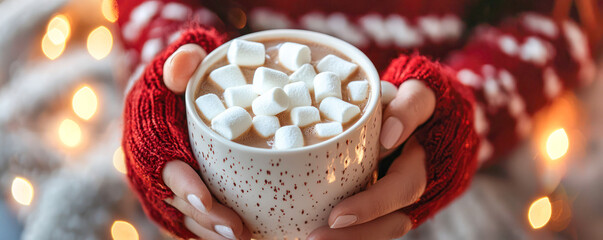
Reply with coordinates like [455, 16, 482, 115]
[195, 39, 398, 149]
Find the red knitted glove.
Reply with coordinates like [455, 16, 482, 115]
[122, 26, 225, 238]
[382, 54, 480, 227]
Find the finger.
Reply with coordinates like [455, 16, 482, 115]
[379, 144, 398, 159]
[162, 160, 212, 214]
[239, 223, 253, 240]
[165, 197, 214, 229]
[380, 79, 436, 150]
[328, 137, 426, 229]
[184, 216, 230, 240]
[163, 44, 207, 94]
[166, 196, 248, 240]
[308, 211, 412, 240]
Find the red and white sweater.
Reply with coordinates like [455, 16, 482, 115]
[117, 0, 594, 238]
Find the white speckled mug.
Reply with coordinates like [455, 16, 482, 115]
[185, 30, 382, 239]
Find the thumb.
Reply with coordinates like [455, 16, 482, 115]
[163, 44, 207, 94]
[380, 79, 436, 150]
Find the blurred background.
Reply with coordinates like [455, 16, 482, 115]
[0, 0, 602, 239]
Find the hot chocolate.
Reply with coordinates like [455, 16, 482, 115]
[194, 39, 370, 149]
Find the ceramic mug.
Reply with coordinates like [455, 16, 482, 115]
[185, 29, 382, 239]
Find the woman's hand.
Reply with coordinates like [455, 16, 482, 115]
[308, 80, 436, 240]
[161, 44, 251, 240]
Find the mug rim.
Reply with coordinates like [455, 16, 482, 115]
[185, 29, 381, 155]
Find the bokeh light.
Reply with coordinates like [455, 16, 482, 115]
[72, 86, 98, 120]
[58, 119, 82, 147]
[47, 29, 67, 45]
[228, 8, 247, 29]
[87, 26, 113, 60]
[41, 32, 66, 60]
[528, 197, 552, 229]
[47, 14, 70, 44]
[111, 220, 139, 240]
[101, 0, 118, 23]
[113, 146, 127, 174]
[11, 177, 34, 206]
[546, 128, 569, 160]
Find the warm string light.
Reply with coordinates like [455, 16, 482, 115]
[47, 29, 67, 45]
[528, 196, 552, 229]
[101, 0, 119, 23]
[58, 119, 82, 147]
[546, 128, 569, 161]
[111, 220, 139, 240]
[113, 146, 127, 174]
[87, 26, 113, 60]
[72, 86, 98, 120]
[47, 15, 70, 44]
[41, 33, 66, 60]
[42, 15, 70, 60]
[11, 177, 34, 206]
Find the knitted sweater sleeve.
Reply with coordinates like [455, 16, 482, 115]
[447, 13, 594, 164]
[381, 13, 594, 227]
[117, 0, 226, 238]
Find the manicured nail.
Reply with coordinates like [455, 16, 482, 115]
[330, 215, 358, 229]
[380, 117, 403, 149]
[169, 48, 185, 65]
[214, 225, 236, 240]
[187, 194, 207, 213]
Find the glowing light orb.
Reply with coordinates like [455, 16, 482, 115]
[11, 177, 34, 206]
[528, 197, 552, 229]
[47, 14, 70, 44]
[87, 26, 113, 60]
[58, 119, 82, 147]
[113, 146, 127, 174]
[546, 128, 569, 160]
[72, 86, 98, 120]
[111, 220, 139, 240]
[47, 29, 67, 45]
[41, 32, 66, 60]
[101, 0, 119, 23]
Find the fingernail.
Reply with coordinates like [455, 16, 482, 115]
[214, 225, 236, 240]
[187, 194, 208, 213]
[380, 117, 403, 149]
[169, 47, 188, 66]
[330, 215, 358, 229]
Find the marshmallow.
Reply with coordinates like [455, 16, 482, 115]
[381, 80, 397, 104]
[316, 54, 358, 81]
[252, 87, 290, 116]
[314, 122, 343, 138]
[283, 82, 312, 109]
[252, 67, 289, 94]
[211, 106, 252, 140]
[227, 39, 265, 67]
[209, 64, 247, 90]
[273, 125, 304, 149]
[313, 72, 342, 103]
[278, 42, 311, 71]
[319, 97, 361, 123]
[289, 63, 317, 91]
[223, 84, 258, 108]
[195, 94, 226, 121]
[347, 80, 369, 102]
[290, 106, 321, 127]
[252, 115, 280, 138]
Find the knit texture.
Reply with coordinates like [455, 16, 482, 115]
[382, 54, 480, 227]
[122, 26, 226, 239]
[446, 13, 594, 163]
